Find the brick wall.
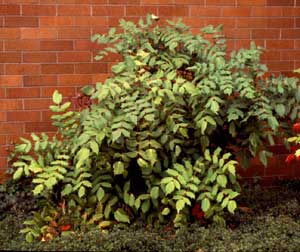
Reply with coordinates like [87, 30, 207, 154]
[0, 0, 300, 183]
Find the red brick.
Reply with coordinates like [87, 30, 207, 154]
[41, 64, 74, 74]
[3, 0, 39, 3]
[281, 29, 300, 39]
[92, 73, 109, 83]
[295, 40, 300, 49]
[0, 28, 20, 39]
[265, 155, 293, 176]
[58, 28, 91, 39]
[252, 7, 282, 17]
[206, 0, 235, 5]
[266, 0, 293, 5]
[93, 6, 125, 16]
[0, 112, 6, 122]
[0, 89, 5, 98]
[75, 63, 107, 74]
[21, 28, 57, 39]
[7, 111, 41, 122]
[4, 17, 38, 27]
[224, 28, 250, 39]
[4, 40, 40, 51]
[25, 122, 56, 133]
[23, 52, 57, 63]
[0, 4, 20, 15]
[181, 17, 206, 28]
[237, 0, 265, 5]
[0, 52, 21, 63]
[41, 86, 75, 97]
[281, 51, 300, 60]
[158, 6, 189, 16]
[0, 100, 23, 110]
[222, 7, 251, 17]
[41, 40, 73, 51]
[266, 40, 294, 50]
[0, 75, 22, 87]
[24, 75, 57, 86]
[0, 136, 5, 145]
[40, 17, 74, 27]
[58, 74, 93, 86]
[41, 110, 53, 122]
[175, 0, 204, 3]
[283, 8, 300, 16]
[267, 61, 294, 71]
[5, 64, 40, 75]
[7, 87, 40, 98]
[55, 0, 92, 3]
[58, 52, 91, 63]
[204, 18, 235, 27]
[58, 5, 90, 16]
[267, 18, 294, 28]
[0, 123, 23, 134]
[140, 0, 173, 3]
[237, 18, 267, 28]
[22, 4, 56, 16]
[190, 7, 221, 17]
[74, 40, 102, 51]
[24, 98, 52, 110]
[295, 61, 300, 69]
[252, 29, 280, 39]
[260, 51, 280, 61]
[74, 16, 107, 26]
[110, 0, 139, 3]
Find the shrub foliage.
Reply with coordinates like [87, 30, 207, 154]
[9, 14, 300, 241]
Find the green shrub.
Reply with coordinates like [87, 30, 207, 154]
[9, 14, 300, 241]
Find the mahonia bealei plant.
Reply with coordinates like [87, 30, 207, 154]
[9, 14, 300, 242]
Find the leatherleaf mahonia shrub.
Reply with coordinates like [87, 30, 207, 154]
[9, 14, 300, 242]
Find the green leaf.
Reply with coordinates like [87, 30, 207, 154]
[162, 207, 170, 215]
[144, 149, 157, 165]
[176, 199, 185, 213]
[96, 187, 105, 202]
[90, 141, 99, 155]
[78, 186, 86, 198]
[217, 175, 227, 188]
[45, 177, 57, 189]
[227, 200, 237, 214]
[53, 90, 62, 104]
[275, 104, 285, 117]
[141, 200, 150, 213]
[113, 161, 125, 175]
[81, 85, 95, 96]
[13, 167, 23, 180]
[137, 158, 148, 168]
[201, 198, 210, 212]
[210, 100, 219, 114]
[25, 232, 34, 243]
[76, 147, 90, 168]
[62, 184, 73, 196]
[165, 181, 175, 195]
[33, 184, 44, 195]
[150, 186, 159, 199]
[114, 209, 130, 223]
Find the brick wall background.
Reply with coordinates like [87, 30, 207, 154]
[1, 0, 300, 183]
